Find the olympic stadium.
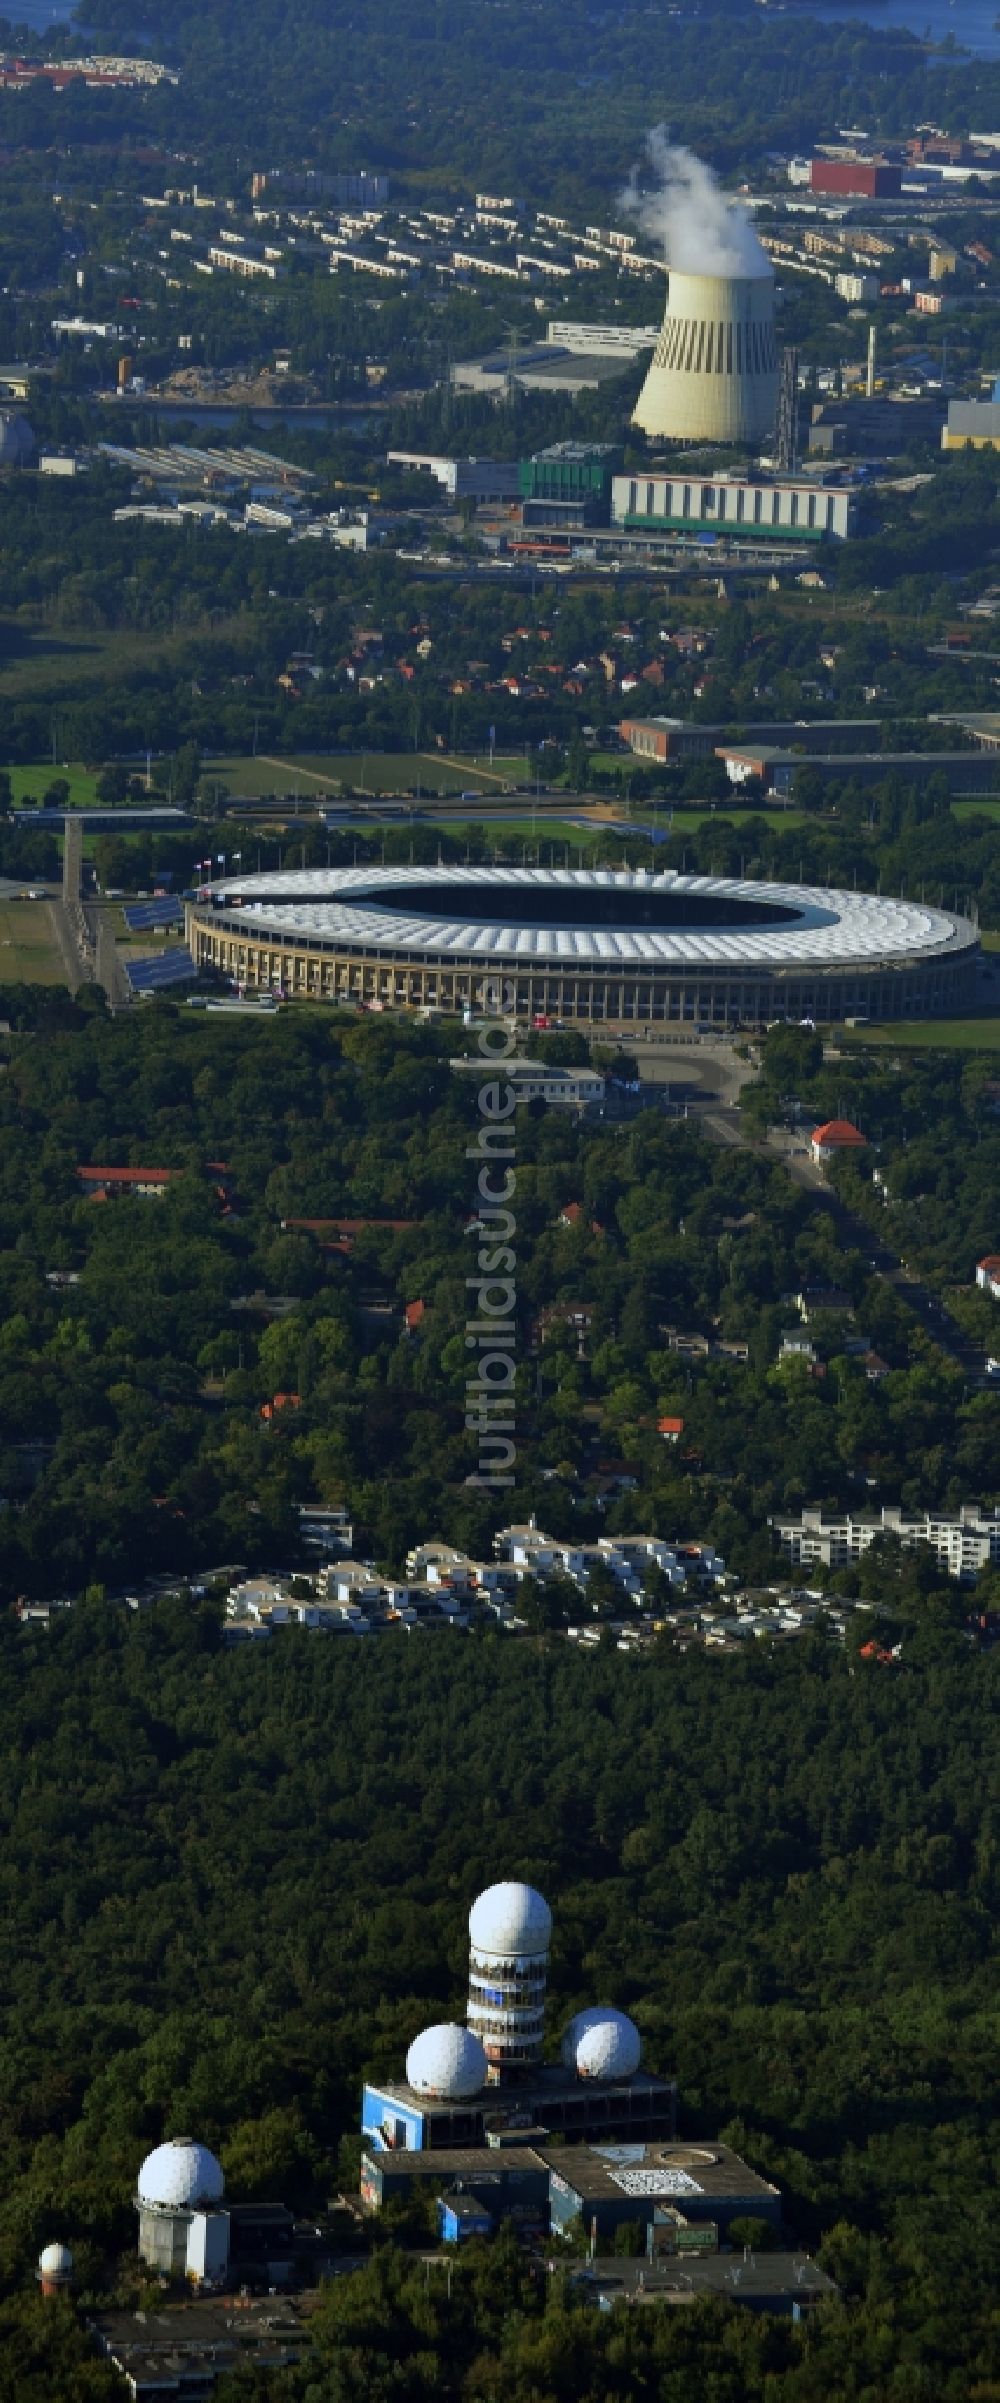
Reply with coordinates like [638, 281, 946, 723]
[184, 867, 979, 1027]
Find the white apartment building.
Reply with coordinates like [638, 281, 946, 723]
[772, 1503, 1000, 1580]
[495, 1524, 725, 1596]
[546, 320, 659, 356]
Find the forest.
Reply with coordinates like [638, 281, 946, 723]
[0, 1617, 1000, 2397]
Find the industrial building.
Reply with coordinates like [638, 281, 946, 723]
[354, 1879, 834, 2305]
[941, 400, 1000, 452]
[362, 2134, 781, 2245]
[611, 470, 857, 543]
[186, 865, 980, 1026]
[717, 744, 997, 797]
[452, 343, 633, 397]
[808, 397, 946, 456]
[545, 2138, 782, 2243]
[361, 1881, 677, 2152]
[573, 2251, 837, 2316]
[135, 2139, 229, 2284]
[545, 320, 658, 357]
[361, 2144, 552, 2218]
[519, 441, 622, 528]
[809, 159, 902, 199]
[632, 266, 779, 446]
[618, 715, 888, 763]
[386, 451, 522, 501]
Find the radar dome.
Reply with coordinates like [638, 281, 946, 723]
[406, 2023, 488, 2099]
[38, 2242, 73, 2280]
[561, 2006, 642, 2080]
[469, 1881, 552, 1959]
[137, 2138, 225, 2211]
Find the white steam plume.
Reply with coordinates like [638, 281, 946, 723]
[623, 131, 770, 278]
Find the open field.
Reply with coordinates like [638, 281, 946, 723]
[0, 899, 64, 982]
[951, 798, 1000, 821]
[0, 614, 250, 700]
[845, 1015, 1000, 1052]
[406, 816, 599, 848]
[7, 764, 102, 808]
[207, 752, 531, 799]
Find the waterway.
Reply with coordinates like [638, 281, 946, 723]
[12, 0, 76, 27]
[808, 0, 1000, 58]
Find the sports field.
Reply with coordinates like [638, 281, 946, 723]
[206, 752, 531, 798]
[0, 899, 64, 982]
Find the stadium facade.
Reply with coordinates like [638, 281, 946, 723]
[185, 867, 979, 1027]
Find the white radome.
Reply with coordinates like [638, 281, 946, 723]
[38, 2242, 74, 2277]
[137, 2138, 225, 2211]
[469, 1881, 552, 1960]
[406, 2023, 488, 2100]
[561, 2007, 642, 2081]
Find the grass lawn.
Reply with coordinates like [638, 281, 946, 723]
[423, 816, 599, 847]
[206, 752, 531, 799]
[0, 616, 249, 700]
[845, 1016, 1000, 1052]
[7, 764, 102, 808]
[0, 899, 64, 982]
[951, 798, 1000, 820]
[630, 805, 810, 835]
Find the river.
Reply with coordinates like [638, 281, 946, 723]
[809, 0, 1000, 58]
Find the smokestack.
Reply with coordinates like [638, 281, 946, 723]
[866, 323, 876, 400]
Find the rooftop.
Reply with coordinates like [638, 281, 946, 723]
[198, 866, 974, 975]
[542, 2140, 780, 2207]
[812, 1120, 866, 1146]
[574, 2252, 836, 2307]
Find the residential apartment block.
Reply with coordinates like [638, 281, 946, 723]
[772, 1503, 1000, 1580]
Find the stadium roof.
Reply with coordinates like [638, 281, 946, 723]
[196, 867, 973, 974]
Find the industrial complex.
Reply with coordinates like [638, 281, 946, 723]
[355, 1878, 835, 2303]
[185, 866, 980, 1027]
[362, 1879, 677, 2154]
[31, 1881, 834, 2337]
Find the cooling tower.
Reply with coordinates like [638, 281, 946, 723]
[632, 269, 779, 445]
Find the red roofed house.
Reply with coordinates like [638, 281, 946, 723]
[260, 1392, 301, 1421]
[658, 1415, 684, 1443]
[976, 1256, 1000, 1301]
[557, 1203, 604, 1235]
[811, 1120, 867, 1165]
[76, 1166, 181, 1200]
[404, 1299, 426, 1332]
